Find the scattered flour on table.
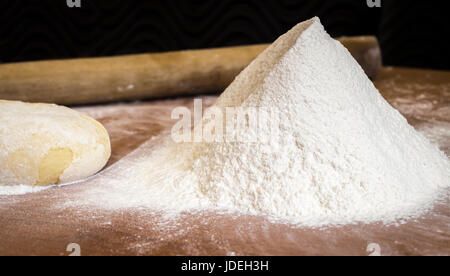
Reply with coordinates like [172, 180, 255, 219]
[4, 17, 450, 227]
[0, 185, 47, 195]
[73, 17, 449, 227]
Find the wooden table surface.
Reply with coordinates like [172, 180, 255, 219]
[0, 67, 449, 256]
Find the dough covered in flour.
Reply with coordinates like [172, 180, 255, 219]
[0, 100, 111, 186]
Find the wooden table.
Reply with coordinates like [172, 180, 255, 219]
[0, 67, 449, 256]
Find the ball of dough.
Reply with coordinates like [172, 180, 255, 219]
[0, 100, 111, 186]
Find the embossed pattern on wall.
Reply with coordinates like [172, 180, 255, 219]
[0, 0, 379, 62]
[0, 0, 448, 70]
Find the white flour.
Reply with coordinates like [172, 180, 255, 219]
[0, 185, 47, 195]
[173, 17, 449, 226]
[77, 17, 449, 227]
[3, 17, 450, 227]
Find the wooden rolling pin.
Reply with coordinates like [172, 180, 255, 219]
[0, 36, 381, 105]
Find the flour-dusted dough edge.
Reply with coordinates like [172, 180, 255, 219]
[0, 100, 111, 186]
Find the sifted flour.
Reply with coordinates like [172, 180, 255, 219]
[79, 17, 449, 227]
[175, 17, 450, 226]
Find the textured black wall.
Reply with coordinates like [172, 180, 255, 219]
[379, 0, 450, 70]
[0, 0, 448, 69]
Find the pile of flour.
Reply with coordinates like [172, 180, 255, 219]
[9, 17, 450, 227]
[91, 17, 448, 227]
[174, 17, 449, 225]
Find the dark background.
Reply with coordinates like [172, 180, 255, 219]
[0, 0, 448, 70]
